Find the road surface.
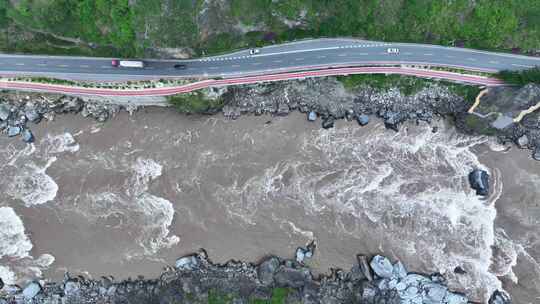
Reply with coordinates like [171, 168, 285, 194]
[0, 38, 539, 81]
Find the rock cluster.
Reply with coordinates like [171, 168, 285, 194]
[220, 78, 468, 132]
[0, 93, 124, 143]
[0, 249, 510, 304]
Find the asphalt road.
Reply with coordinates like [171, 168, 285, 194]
[0, 38, 539, 81]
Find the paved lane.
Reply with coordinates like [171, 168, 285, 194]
[0, 38, 539, 81]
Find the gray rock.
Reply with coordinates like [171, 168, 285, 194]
[533, 146, 540, 161]
[322, 117, 335, 129]
[0, 104, 10, 121]
[22, 282, 41, 299]
[22, 129, 34, 143]
[25, 108, 41, 123]
[489, 290, 511, 304]
[295, 248, 306, 263]
[468, 169, 490, 196]
[175, 255, 199, 270]
[423, 283, 448, 303]
[356, 114, 369, 126]
[257, 256, 280, 286]
[0, 278, 3, 290]
[357, 255, 373, 281]
[516, 134, 529, 148]
[444, 292, 468, 304]
[307, 111, 317, 121]
[7, 126, 21, 137]
[370, 255, 393, 279]
[64, 281, 81, 296]
[274, 266, 310, 288]
[392, 261, 407, 279]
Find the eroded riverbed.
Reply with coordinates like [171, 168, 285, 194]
[0, 108, 539, 303]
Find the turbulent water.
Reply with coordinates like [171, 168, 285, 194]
[0, 109, 539, 303]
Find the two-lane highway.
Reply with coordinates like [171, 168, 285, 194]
[0, 39, 539, 82]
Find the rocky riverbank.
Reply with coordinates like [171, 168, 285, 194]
[0, 246, 509, 304]
[2, 78, 540, 161]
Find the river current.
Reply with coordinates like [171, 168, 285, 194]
[0, 109, 538, 303]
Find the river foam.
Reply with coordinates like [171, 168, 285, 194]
[217, 120, 504, 302]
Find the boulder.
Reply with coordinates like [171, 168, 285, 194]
[516, 134, 529, 148]
[257, 256, 280, 286]
[357, 255, 373, 281]
[533, 146, 540, 161]
[488, 290, 511, 304]
[175, 255, 199, 270]
[273, 266, 310, 288]
[322, 117, 335, 129]
[64, 281, 81, 296]
[370, 255, 393, 279]
[423, 283, 448, 304]
[0, 104, 10, 121]
[22, 282, 41, 299]
[22, 129, 34, 143]
[0, 278, 3, 290]
[444, 292, 468, 304]
[356, 114, 369, 126]
[7, 126, 21, 137]
[468, 169, 490, 196]
[25, 108, 41, 123]
[307, 111, 317, 121]
[383, 111, 400, 131]
[392, 261, 407, 279]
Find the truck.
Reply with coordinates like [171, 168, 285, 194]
[111, 60, 145, 68]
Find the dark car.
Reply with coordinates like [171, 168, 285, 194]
[174, 64, 187, 70]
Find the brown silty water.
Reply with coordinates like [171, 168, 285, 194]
[0, 108, 538, 303]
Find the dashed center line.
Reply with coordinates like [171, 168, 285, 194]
[209, 67, 219, 70]
[445, 55, 455, 58]
[15, 63, 24, 66]
[489, 61, 500, 64]
[338, 53, 347, 57]
[57, 64, 69, 68]
[37, 63, 47, 66]
[423, 53, 433, 56]
[252, 62, 262, 65]
[295, 58, 304, 61]
[79, 65, 89, 68]
[317, 55, 326, 59]
[231, 64, 240, 68]
[358, 53, 369, 55]
[273, 60, 283, 63]
[467, 58, 477, 61]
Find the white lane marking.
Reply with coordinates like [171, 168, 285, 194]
[404, 52, 413, 55]
[232, 64, 240, 68]
[57, 64, 69, 67]
[423, 53, 433, 56]
[338, 53, 347, 57]
[467, 58, 477, 61]
[489, 61, 500, 64]
[445, 55, 455, 58]
[79, 65, 89, 68]
[295, 57, 304, 61]
[273, 60, 283, 63]
[512, 63, 534, 68]
[358, 53, 369, 55]
[252, 62, 262, 65]
[100, 65, 112, 69]
[37, 63, 47, 66]
[317, 55, 326, 59]
[15, 63, 24, 66]
[209, 67, 219, 70]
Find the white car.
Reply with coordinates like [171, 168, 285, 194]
[249, 48, 260, 55]
[387, 48, 400, 54]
